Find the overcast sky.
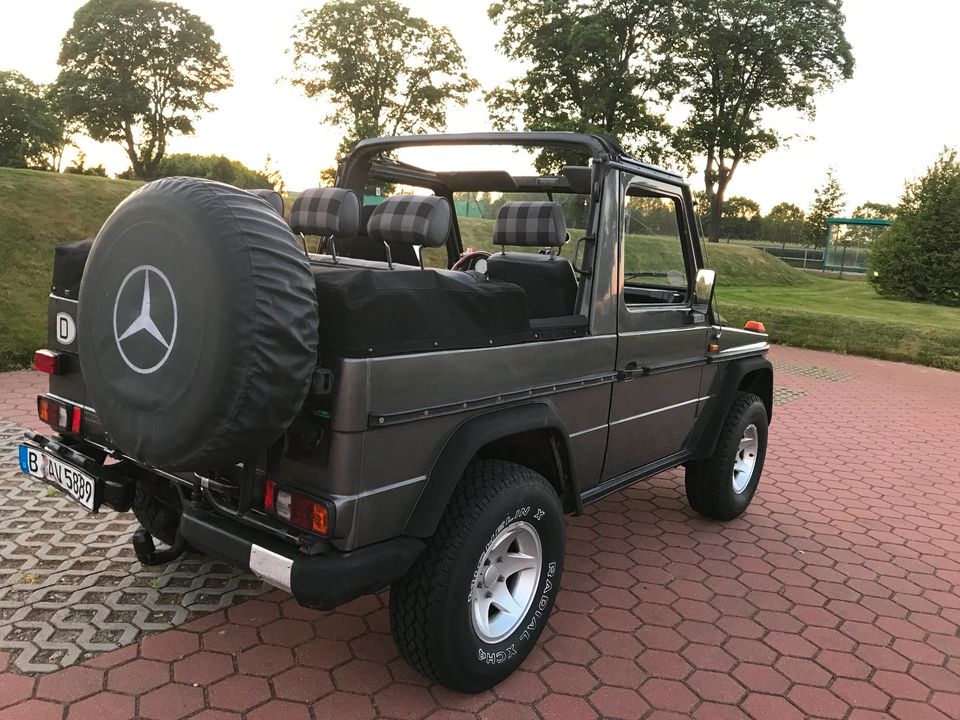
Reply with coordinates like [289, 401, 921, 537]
[2, 0, 958, 213]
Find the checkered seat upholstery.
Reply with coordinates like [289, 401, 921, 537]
[487, 201, 577, 319]
[336, 204, 420, 267]
[289, 187, 361, 238]
[367, 195, 452, 249]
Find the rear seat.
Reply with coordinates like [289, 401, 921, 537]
[247, 189, 284, 216]
[338, 204, 420, 267]
[302, 192, 532, 355]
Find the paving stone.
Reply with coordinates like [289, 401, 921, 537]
[0, 418, 266, 674]
[138, 682, 205, 720]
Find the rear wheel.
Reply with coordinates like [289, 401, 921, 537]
[685, 392, 768, 520]
[390, 460, 564, 692]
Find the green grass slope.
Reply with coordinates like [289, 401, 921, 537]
[454, 217, 812, 287]
[719, 280, 960, 371]
[0, 168, 142, 369]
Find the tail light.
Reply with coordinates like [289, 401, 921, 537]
[34, 350, 63, 375]
[744, 320, 766, 333]
[37, 396, 82, 433]
[263, 480, 329, 536]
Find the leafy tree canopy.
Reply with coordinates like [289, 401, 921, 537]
[486, 0, 679, 171]
[723, 196, 760, 220]
[853, 201, 896, 220]
[870, 148, 960, 306]
[766, 202, 806, 224]
[290, 0, 477, 156]
[721, 195, 762, 239]
[151, 153, 273, 189]
[672, 0, 854, 241]
[56, 0, 232, 179]
[805, 168, 846, 248]
[0, 71, 63, 169]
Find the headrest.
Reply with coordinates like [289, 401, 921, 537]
[247, 189, 284, 217]
[493, 201, 568, 247]
[367, 195, 451, 248]
[289, 187, 360, 237]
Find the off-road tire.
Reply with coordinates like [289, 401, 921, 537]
[132, 476, 183, 547]
[390, 460, 564, 692]
[685, 391, 767, 521]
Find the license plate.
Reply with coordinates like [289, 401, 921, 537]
[19, 444, 97, 511]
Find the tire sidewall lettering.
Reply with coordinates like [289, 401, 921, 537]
[465, 497, 563, 668]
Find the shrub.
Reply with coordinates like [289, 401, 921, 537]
[153, 153, 273, 188]
[870, 149, 960, 306]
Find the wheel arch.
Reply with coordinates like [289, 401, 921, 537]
[691, 355, 773, 460]
[403, 402, 579, 538]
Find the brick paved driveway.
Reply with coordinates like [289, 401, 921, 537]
[1, 345, 959, 719]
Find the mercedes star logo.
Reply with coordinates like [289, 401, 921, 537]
[112, 265, 178, 374]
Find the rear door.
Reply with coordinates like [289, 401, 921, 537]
[601, 173, 709, 481]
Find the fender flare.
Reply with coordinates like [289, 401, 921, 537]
[403, 402, 576, 538]
[692, 355, 773, 459]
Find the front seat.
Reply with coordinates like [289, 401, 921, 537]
[486, 201, 577, 318]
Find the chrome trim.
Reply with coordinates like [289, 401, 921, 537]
[610, 395, 712, 427]
[570, 424, 609, 439]
[49, 293, 78, 305]
[355, 475, 426, 499]
[717, 341, 768, 357]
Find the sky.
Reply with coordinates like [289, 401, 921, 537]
[2, 0, 959, 214]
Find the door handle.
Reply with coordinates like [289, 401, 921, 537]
[616, 361, 639, 381]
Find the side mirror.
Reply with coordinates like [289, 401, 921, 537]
[692, 268, 717, 314]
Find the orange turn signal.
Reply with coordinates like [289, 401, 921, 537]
[744, 320, 766, 333]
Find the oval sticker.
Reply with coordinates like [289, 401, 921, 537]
[56, 312, 77, 345]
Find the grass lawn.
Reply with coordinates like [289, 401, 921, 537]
[0, 168, 956, 372]
[719, 279, 960, 371]
[0, 168, 143, 370]
[448, 217, 812, 287]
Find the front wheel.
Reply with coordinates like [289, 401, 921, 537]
[390, 460, 564, 692]
[685, 391, 768, 520]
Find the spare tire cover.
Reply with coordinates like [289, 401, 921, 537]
[78, 177, 318, 470]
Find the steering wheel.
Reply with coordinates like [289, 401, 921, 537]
[452, 250, 492, 274]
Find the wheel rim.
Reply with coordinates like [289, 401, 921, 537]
[732, 424, 759, 495]
[470, 521, 542, 644]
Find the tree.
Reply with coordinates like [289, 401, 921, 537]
[853, 201, 896, 221]
[0, 71, 63, 169]
[486, 0, 679, 172]
[673, 0, 854, 242]
[805, 169, 846, 248]
[870, 148, 960, 306]
[290, 0, 477, 156]
[64, 151, 107, 176]
[56, 0, 232, 179]
[720, 196, 761, 239]
[154, 153, 272, 188]
[762, 202, 806, 244]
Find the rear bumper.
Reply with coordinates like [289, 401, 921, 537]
[179, 506, 425, 610]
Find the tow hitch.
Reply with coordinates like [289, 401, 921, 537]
[132, 526, 188, 566]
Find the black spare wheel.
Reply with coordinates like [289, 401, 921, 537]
[78, 177, 319, 471]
